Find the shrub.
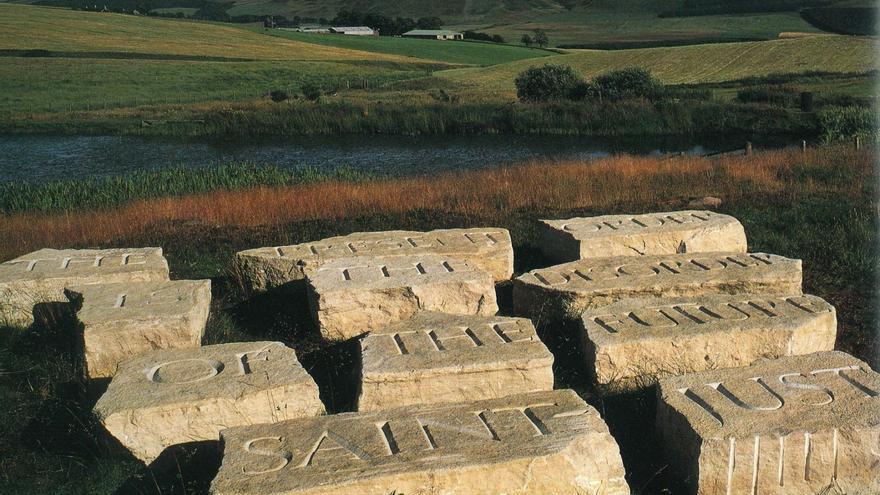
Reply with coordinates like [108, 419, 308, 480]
[818, 106, 878, 144]
[568, 81, 598, 101]
[301, 83, 322, 102]
[269, 90, 289, 102]
[590, 67, 664, 102]
[514, 64, 584, 102]
[735, 85, 800, 107]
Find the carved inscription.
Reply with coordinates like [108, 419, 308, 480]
[235, 399, 590, 475]
[323, 258, 466, 283]
[531, 254, 775, 288]
[3, 252, 150, 273]
[561, 212, 714, 233]
[677, 365, 878, 426]
[385, 321, 532, 355]
[591, 296, 831, 334]
[144, 343, 284, 384]
[287, 231, 505, 259]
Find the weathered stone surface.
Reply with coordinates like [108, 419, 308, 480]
[359, 312, 554, 411]
[94, 342, 324, 463]
[235, 228, 514, 294]
[581, 294, 837, 393]
[513, 252, 802, 321]
[656, 352, 880, 495]
[539, 211, 746, 263]
[69, 280, 212, 379]
[0, 248, 169, 327]
[307, 255, 498, 341]
[211, 389, 630, 495]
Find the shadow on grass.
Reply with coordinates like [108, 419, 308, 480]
[113, 442, 221, 495]
[223, 282, 361, 414]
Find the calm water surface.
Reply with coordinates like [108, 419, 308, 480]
[0, 134, 797, 183]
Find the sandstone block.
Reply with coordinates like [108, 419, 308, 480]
[235, 228, 514, 294]
[540, 211, 746, 263]
[359, 312, 554, 411]
[68, 280, 212, 379]
[581, 294, 837, 393]
[513, 252, 802, 321]
[94, 342, 324, 463]
[306, 255, 498, 341]
[0, 248, 169, 327]
[211, 389, 630, 495]
[656, 351, 880, 495]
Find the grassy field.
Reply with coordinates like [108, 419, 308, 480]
[258, 30, 555, 65]
[0, 58, 436, 115]
[0, 4, 413, 61]
[450, 11, 824, 48]
[440, 35, 878, 95]
[0, 145, 877, 494]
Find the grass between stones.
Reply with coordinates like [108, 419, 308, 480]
[0, 145, 876, 494]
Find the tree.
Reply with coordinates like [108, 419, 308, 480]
[514, 64, 584, 102]
[591, 67, 664, 101]
[520, 33, 533, 46]
[532, 28, 549, 48]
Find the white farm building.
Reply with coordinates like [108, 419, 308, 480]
[402, 29, 464, 40]
[329, 26, 377, 36]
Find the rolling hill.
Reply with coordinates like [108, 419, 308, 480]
[438, 34, 879, 95]
[0, 3, 414, 61]
[226, 0, 826, 46]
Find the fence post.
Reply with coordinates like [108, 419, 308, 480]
[855, 136, 861, 150]
[745, 141, 753, 156]
[801, 139, 807, 152]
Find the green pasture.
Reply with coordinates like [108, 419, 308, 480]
[0, 57, 432, 115]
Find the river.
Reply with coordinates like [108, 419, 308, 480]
[0, 134, 799, 183]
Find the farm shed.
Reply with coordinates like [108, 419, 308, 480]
[330, 26, 377, 36]
[402, 29, 464, 40]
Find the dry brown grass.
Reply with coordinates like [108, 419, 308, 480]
[0, 146, 872, 261]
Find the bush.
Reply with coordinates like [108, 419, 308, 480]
[269, 90, 289, 102]
[591, 67, 664, 102]
[818, 106, 878, 144]
[514, 64, 585, 102]
[735, 85, 800, 107]
[301, 83, 322, 102]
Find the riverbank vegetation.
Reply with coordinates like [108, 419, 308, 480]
[1, 145, 877, 494]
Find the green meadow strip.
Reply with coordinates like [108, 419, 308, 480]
[0, 163, 374, 215]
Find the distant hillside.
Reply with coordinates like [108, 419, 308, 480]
[224, 0, 598, 21]
[222, 0, 831, 47]
[439, 35, 878, 94]
[0, 3, 412, 61]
